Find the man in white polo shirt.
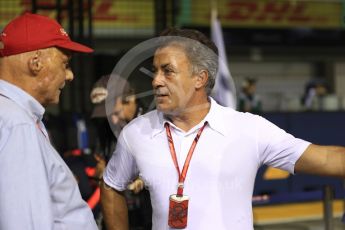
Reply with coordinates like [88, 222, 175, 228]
[101, 28, 345, 230]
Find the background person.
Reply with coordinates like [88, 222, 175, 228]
[90, 75, 152, 230]
[238, 77, 262, 114]
[301, 78, 329, 111]
[0, 13, 97, 230]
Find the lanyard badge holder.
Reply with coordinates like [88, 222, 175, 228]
[165, 122, 207, 229]
[169, 190, 189, 229]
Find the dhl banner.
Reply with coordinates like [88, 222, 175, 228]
[188, 0, 344, 29]
[0, 0, 344, 37]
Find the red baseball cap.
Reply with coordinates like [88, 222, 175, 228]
[0, 12, 93, 57]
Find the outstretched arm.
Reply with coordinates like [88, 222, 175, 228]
[295, 144, 345, 177]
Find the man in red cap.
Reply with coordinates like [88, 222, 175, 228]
[0, 13, 97, 229]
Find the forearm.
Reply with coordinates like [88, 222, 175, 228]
[295, 144, 345, 177]
[101, 181, 129, 230]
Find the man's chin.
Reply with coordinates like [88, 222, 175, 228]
[44, 97, 60, 107]
[156, 106, 178, 116]
[156, 104, 169, 113]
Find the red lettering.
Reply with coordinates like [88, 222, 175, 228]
[288, 2, 310, 22]
[224, 2, 257, 21]
[255, 2, 290, 21]
[94, 0, 118, 20]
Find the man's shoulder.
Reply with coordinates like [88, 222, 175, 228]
[0, 97, 33, 128]
[231, 109, 263, 123]
[215, 105, 264, 128]
[212, 102, 257, 120]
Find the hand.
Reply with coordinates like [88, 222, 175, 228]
[94, 153, 106, 179]
[127, 178, 145, 194]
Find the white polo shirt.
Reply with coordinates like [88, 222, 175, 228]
[104, 98, 310, 230]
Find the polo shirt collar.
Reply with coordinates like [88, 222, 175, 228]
[151, 111, 166, 138]
[204, 97, 229, 136]
[151, 97, 230, 138]
[0, 79, 45, 122]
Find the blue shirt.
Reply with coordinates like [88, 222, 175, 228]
[0, 80, 98, 230]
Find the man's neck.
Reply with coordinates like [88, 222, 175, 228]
[167, 99, 211, 132]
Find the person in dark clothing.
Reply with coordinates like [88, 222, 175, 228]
[238, 77, 262, 114]
[90, 75, 152, 230]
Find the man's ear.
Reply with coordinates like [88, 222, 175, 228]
[28, 51, 43, 75]
[195, 70, 209, 89]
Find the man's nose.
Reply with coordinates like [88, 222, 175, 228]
[66, 69, 74, 82]
[152, 71, 164, 88]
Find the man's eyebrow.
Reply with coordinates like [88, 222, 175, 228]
[152, 63, 169, 68]
[161, 63, 174, 69]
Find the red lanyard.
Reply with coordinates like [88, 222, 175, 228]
[165, 121, 208, 196]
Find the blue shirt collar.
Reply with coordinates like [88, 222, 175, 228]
[0, 80, 45, 122]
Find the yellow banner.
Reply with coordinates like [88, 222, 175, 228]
[192, 0, 343, 29]
[0, 0, 343, 36]
[0, 0, 154, 36]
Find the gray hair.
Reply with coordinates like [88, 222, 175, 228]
[158, 28, 218, 95]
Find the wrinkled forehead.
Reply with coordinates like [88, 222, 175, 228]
[153, 44, 191, 68]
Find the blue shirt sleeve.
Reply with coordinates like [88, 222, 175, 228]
[0, 123, 54, 229]
[0, 122, 98, 230]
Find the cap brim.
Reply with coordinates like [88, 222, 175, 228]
[56, 40, 93, 53]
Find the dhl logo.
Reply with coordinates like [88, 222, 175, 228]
[199, 0, 342, 28]
[0, 0, 343, 30]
